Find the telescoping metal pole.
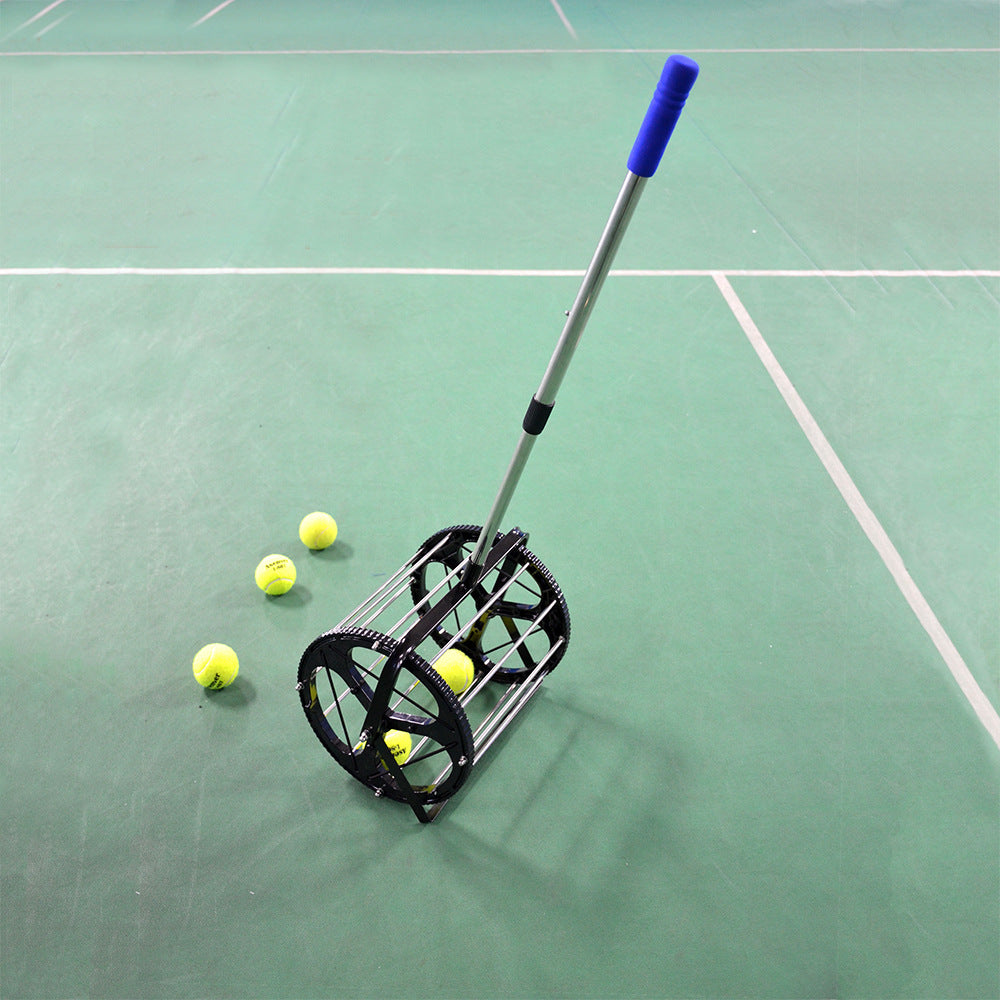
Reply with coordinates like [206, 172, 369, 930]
[463, 54, 700, 583]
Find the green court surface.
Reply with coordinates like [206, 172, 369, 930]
[1, 3, 998, 999]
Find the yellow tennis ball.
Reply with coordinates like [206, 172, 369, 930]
[355, 729, 411, 767]
[299, 511, 338, 550]
[433, 649, 475, 695]
[254, 554, 296, 595]
[192, 643, 239, 690]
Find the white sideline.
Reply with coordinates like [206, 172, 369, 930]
[191, 0, 237, 29]
[712, 271, 1000, 751]
[548, 0, 579, 41]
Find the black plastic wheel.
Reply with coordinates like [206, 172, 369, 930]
[408, 525, 571, 684]
[297, 626, 475, 805]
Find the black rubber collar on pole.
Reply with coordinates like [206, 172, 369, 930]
[522, 396, 554, 436]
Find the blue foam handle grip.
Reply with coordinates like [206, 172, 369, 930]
[627, 54, 699, 178]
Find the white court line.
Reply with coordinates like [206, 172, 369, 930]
[191, 0, 237, 28]
[0, 259, 994, 741]
[617, 269, 1000, 279]
[1, 266, 998, 279]
[33, 10, 70, 38]
[18, 0, 68, 27]
[548, 0, 579, 41]
[712, 272, 1000, 751]
[0, 0, 68, 38]
[0, 266, 587, 278]
[0, 47, 998, 57]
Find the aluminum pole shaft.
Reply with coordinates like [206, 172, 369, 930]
[465, 171, 648, 578]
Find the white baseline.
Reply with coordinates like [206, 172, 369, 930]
[1, 266, 998, 279]
[1, 47, 998, 57]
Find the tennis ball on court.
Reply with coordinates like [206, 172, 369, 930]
[299, 511, 338, 550]
[254, 554, 296, 595]
[355, 729, 412, 767]
[433, 649, 475, 695]
[192, 643, 239, 690]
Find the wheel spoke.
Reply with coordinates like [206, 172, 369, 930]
[297, 626, 475, 806]
[407, 525, 571, 683]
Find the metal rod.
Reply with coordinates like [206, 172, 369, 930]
[383, 554, 472, 637]
[336, 567, 415, 631]
[535, 173, 647, 407]
[419, 628, 565, 825]
[471, 641, 563, 758]
[395, 563, 536, 747]
[385, 563, 530, 721]
[328, 648, 387, 714]
[469, 680, 533, 748]
[335, 534, 453, 630]
[475, 663, 551, 756]
[354, 576, 421, 631]
[466, 171, 648, 574]
[459, 600, 557, 703]
[402, 597, 557, 755]
[391, 558, 532, 646]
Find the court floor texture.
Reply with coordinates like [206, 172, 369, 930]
[1, 2, 998, 998]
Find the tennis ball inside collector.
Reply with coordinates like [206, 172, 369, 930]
[299, 511, 338, 550]
[192, 643, 239, 690]
[254, 554, 296, 595]
[355, 729, 412, 767]
[433, 649, 475, 695]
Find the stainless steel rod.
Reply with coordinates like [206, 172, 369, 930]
[471, 640, 563, 758]
[383, 554, 472, 636]
[459, 599, 557, 703]
[534, 173, 647, 407]
[427, 654, 553, 789]
[394, 563, 536, 745]
[336, 534, 452, 630]
[466, 171, 648, 574]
